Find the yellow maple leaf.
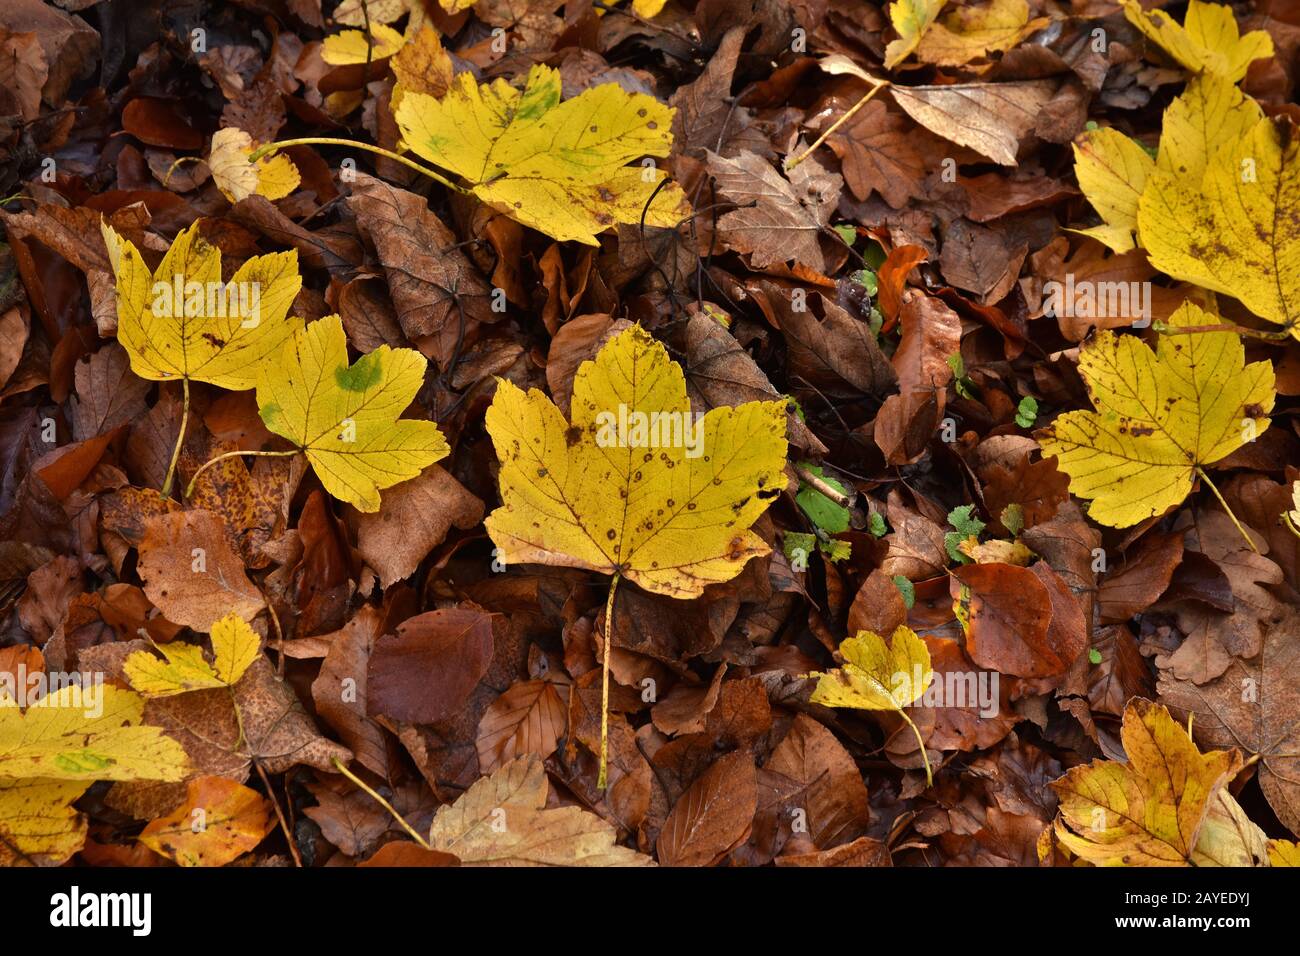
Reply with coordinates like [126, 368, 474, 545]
[394, 63, 688, 244]
[484, 324, 786, 786]
[391, 25, 454, 101]
[208, 127, 300, 204]
[484, 324, 787, 597]
[321, 22, 406, 65]
[124, 613, 261, 698]
[1138, 115, 1299, 336]
[139, 776, 274, 867]
[809, 625, 934, 784]
[1123, 0, 1273, 83]
[884, 0, 948, 69]
[102, 220, 304, 494]
[1039, 301, 1274, 529]
[102, 221, 303, 391]
[915, 0, 1045, 68]
[0, 684, 191, 782]
[256, 314, 450, 512]
[1072, 127, 1155, 253]
[0, 779, 93, 866]
[1155, 73, 1261, 184]
[1051, 698, 1243, 866]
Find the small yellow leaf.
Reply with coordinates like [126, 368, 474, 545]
[1039, 301, 1274, 528]
[139, 776, 274, 867]
[884, 0, 948, 69]
[1123, 0, 1273, 82]
[208, 127, 300, 204]
[321, 23, 405, 65]
[809, 626, 933, 712]
[1051, 698, 1241, 866]
[124, 613, 261, 698]
[102, 221, 303, 391]
[438, 0, 476, 12]
[0, 685, 191, 782]
[915, 0, 1045, 67]
[256, 314, 450, 512]
[484, 325, 787, 598]
[1071, 127, 1154, 254]
[395, 64, 688, 244]
[1138, 115, 1299, 335]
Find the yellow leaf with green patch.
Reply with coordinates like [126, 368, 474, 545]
[256, 314, 450, 513]
[1072, 127, 1154, 254]
[394, 63, 688, 244]
[0, 684, 190, 782]
[208, 127, 300, 204]
[1051, 698, 1241, 866]
[139, 776, 274, 867]
[884, 0, 948, 69]
[1123, 0, 1273, 82]
[809, 625, 934, 784]
[915, 0, 1045, 67]
[484, 324, 787, 598]
[124, 613, 261, 698]
[1039, 301, 1274, 528]
[321, 22, 405, 65]
[102, 221, 303, 391]
[1138, 115, 1299, 336]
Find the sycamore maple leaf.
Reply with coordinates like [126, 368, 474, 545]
[484, 324, 788, 598]
[394, 64, 688, 244]
[255, 315, 449, 512]
[1051, 698, 1264, 866]
[1122, 0, 1273, 82]
[0, 683, 192, 866]
[101, 221, 302, 391]
[1039, 301, 1274, 528]
[809, 626, 935, 784]
[124, 613, 261, 698]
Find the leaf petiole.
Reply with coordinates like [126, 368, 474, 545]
[896, 707, 933, 788]
[185, 448, 300, 500]
[331, 757, 432, 850]
[248, 138, 469, 195]
[1195, 467, 1258, 553]
[785, 80, 890, 173]
[160, 377, 189, 499]
[598, 573, 620, 791]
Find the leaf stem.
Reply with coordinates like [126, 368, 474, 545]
[897, 708, 933, 788]
[785, 81, 890, 173]
[1196, 467, 1258, 553]
[1160, 322, 1293, 342]
[248, 138, 468, 195]
[1283, 511, 1300, 542]
[185, 448, 300, 500]
[598, 573, 620, 791]
[331, 757, 432, 850]
[160, 377, 189, 499]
